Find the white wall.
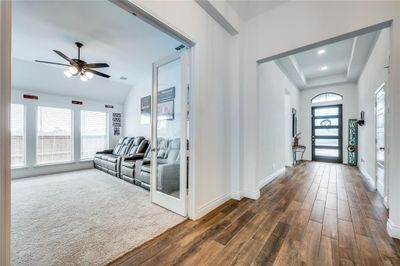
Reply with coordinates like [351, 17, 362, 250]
[256, 61, 300, 188]
[123, 57, 182, 140]
[11, 89, 123, 179]
[124, 80, 151, 138]
[299, 84, 358, 163]
[358, 29, 390, 193]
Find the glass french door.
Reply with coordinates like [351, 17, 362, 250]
[312, 104, 343, 163]
[150, 50, 189, 216]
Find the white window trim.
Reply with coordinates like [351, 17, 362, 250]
[10, 103, 27, 169]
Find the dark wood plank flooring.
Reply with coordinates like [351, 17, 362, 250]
[109, 162, 400, 266]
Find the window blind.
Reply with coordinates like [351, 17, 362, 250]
[37, 106, 73, 164]
[81, 110, 108, 159]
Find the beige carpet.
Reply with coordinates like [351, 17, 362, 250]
[12, 169, 185, 266]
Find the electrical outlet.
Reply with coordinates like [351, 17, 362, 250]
[272, 163, 276, 170]
[361, 158, 365, 164]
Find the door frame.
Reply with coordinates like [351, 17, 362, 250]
[0, 1, 12, 264]
[311, 104, 343, 163]
[151, 50, 190, 216]
[111, 0, 196, 220]
[0, 1, 198, 264]
[375, 82, 388, 206]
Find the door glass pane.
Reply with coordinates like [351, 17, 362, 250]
[314, 107, 339, 116]
[315, 128, 338, 136]
[376, 113, 384, 129]
[315, 149, 339, 157]
[156, 58, 181, 199]
[315, 138, 339, 147]
[314, 118, 338, 127]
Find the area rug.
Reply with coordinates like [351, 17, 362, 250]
[11, 169, 185, 265]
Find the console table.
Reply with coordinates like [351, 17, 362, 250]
[292, 145, 306, 166]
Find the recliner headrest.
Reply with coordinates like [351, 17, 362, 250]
[170, 138, 180, 149]
[133, 136, 145, 146]
[123, 138, 133, 145]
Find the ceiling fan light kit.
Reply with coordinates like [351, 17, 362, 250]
[35, 42, 111, 82]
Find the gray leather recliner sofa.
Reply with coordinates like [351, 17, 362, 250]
[94, 136, 147, 177]
[135, 138, 181, 194]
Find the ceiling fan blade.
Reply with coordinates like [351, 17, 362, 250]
[53, 50, 77, 66]
[35, 60, 70, 67]
[87, 69, 110, 78]
[85, 63, 109, 68]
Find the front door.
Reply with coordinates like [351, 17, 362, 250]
[151, 50, 190, 216]
[312, 104, 343, 163]
[375, 84, 385, 198]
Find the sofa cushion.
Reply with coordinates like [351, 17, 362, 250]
[127, 137, 146, 155]
[117, 137, 135, 156]
[157, 138, 170, 158]
[112, 137, 126, 155]
[105, 154, 119, 163]
[166, 138, 180, 163]
[141, 164, 151, 173]
[122, 160, 135, 168]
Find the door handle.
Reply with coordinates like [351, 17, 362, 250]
[379, 147, 385, 151]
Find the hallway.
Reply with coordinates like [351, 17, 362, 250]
[111, 162, 400, 265]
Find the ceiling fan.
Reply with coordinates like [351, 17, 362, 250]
[35, 42, 110, 82]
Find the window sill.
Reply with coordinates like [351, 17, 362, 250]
[80, 158, 94, 162]
[11, 165, 28, 170]
[34, 160, 76, 168]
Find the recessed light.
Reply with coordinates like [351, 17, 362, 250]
[120, 76, 128, 80]
[321, 65, 328, 71]
[317, 49, 326, 55]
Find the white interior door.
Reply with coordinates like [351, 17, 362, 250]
[151, 50, 189, 216]
[375, 84, 385, 198]
[284, 93, 292, 166]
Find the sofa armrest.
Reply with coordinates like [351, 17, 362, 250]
[96, 149, 113, 154]
[124, 153, 145, 161]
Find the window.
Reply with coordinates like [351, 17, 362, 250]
[11, 104, 25, 167]
[37, 106, 73, 164]
[81, 110, 108, 160]
[311, 93, 343, 104]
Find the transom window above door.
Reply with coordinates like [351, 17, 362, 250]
[311, 92, 343, 104]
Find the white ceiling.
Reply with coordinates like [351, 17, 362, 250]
[12, 0, 182, 103]
[275, 30, 379, 90]
[227, 0, 288, 21]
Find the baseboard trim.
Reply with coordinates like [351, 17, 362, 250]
[384, 196, 389, 209]
[241, 189, 260, 200]
[194, 192, 231, 220]
[230, 190, 241, 200]
[258, 167, 286, 190]
[358, 165, 376, 189]
[387, 219, 400, 239]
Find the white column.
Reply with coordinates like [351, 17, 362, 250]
[0, 0, 12, 264]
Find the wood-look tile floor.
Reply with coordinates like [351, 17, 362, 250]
[109, 162, 400, 266]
